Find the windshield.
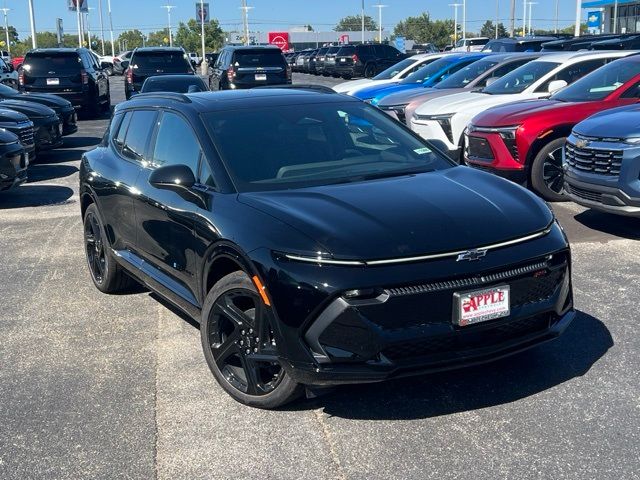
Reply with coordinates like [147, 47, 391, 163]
[483, 60, 558, 94]
[23, 52, 82, 75]
[373, 57, 419, 80]
[141, 76, 208, 93]
[132, 51, 192, 71]
[204, 102, 452, 192]
[553, 59, 640, 102]
[436, 58, 500, 89]
[402, 57, 459, 84]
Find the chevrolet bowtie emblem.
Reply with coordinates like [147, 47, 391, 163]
[456, 249, 488, 262]
[575, 139, 589, 149]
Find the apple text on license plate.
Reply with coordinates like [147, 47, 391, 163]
[255, 73, 267, 81]
[46, 78, 60, 86]
[454, 285, 510, 326]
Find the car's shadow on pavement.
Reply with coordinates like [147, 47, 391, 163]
[574, 210, 640, 240]
[298, 310, 612, 419]
[36, 149, 84, 163]
[27, 164, 78, 183]
[62, 136, 103, 148]
[0, 185, 74, 209]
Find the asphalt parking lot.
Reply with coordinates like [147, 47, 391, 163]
[1, 74, 639, 480]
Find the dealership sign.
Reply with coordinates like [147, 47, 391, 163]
[196, 3, 210, 23]
[587, 10, 602, 34]
[268, 32, 290, 51]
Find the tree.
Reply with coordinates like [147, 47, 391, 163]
[335, 15, 377, 32]
[147, 30, 169, 47]
[480, 20, 508, 38]
[0, 25, 19, 47]
[117, 29, 146, 49]
[174, 19, 224, 52]
[394, 13, 454, 49]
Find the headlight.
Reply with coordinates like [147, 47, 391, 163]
[624, 137, 640, 144]
[467, 124, 520, 139]
[413, 113, 454, 121]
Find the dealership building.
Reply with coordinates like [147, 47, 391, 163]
[225, 30, 402, 51]
[583, 0, 640, 33]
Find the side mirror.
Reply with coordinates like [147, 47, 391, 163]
[548, 79, 568, 93]
[484, 76, 498, 87]
[149, 164, 196, 190]
[120, 60, 130, 70]
[100, 61, 111, 70]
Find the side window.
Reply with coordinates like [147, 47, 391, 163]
[113, 111, 132, 153]
[151, 112, 201, 175]
[621, 80, 640, 98]
[479, 60, 529, 87]
[103, 112, 124, 146]
[199, 160, 216, 188]
[80, 52, 92, 70]
[536, 59, 607, 92]
[122, 110, 157, 162]
[436, 60, 476, 83]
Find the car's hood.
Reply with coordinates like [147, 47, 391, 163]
[19, 92, 73, 111]
[238, 167, 552, 260]
[334, 78, 395, 94]
[0, 99, 57, 118]
[415, 91, 523, 116]
[573, 104, 640, 138]
[0, 107, 29, 124]
[354, 82, 415, 101]
[370, 84, 424, 105]
[378, 87, 463, 107]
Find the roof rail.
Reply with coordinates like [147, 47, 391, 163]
[255, 84, 336, 94]
[130, 92, 192, 103]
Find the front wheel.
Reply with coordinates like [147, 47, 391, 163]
[531, 137, 567, 202]
[200, 271, 303, 409]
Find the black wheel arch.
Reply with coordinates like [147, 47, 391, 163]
[526, 125, 572, 183]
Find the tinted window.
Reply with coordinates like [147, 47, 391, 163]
[152, 112, 201, 174]
[476, 59, 532, 87]
[113, 112, 132, 152]
[23, 52, 82, 75]
[402, 56, 467, 84]
[554, 58, 640, 101]
[122, 110, 157, 162]
[483, 60, 559, 94]
[141, 76, 208, 93]
[233, 50, 285, 67]
[205, 102, 452, 192]
[132, 51, 192, 72]
[436, 58, 500, 89]
[337, 46, 356, 56]
[199, 160, 216, 187]
[535, 59, 608, 93]
[373, 57, 419, 80]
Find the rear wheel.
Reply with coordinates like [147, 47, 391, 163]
[531, 137, 567, 202]
[200, 271, 303, 409]
[364, 63, 376, 78]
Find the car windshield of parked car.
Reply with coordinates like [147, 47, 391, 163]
[132, 52, 191, 71]
[23, 52, 81, 75]
[205, 101, 452, 192]
[482, 60, 558, 94]
[141, 76, 207, 93]
[234, 50, 285, 67]
[401, 57, 458, 84]
[373, 57, 419, 80]
[552, 59, 640, 102]
[435, 58, 500, 89]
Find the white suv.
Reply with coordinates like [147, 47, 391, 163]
[410, 50, 636, 158]
[333, 53, 452, 95]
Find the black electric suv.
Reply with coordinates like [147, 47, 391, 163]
[124, 47, 194, 99]
[79, 88, 575, 408]
[208, 46, 291, 90]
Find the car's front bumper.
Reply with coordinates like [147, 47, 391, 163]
[0, 142, 27, 191]
[34, 118, 63, 150]
[60, 108, 78, 136]
[410, 117, 458, 151]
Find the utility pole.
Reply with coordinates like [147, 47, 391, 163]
[27, 0, 37, 48]
[98, 0, 105, 55]
[108, 0, 115, 55]
[372, 4, 387, 43]
[76, 0, 83, 47]
[574, 0, 582, 37]
[240, 0, 253, 46]
[509, 0, 516, 37]
[161, 4, 176, 47]
[449, 3, 462, 45]
[0, 7, 10, 54]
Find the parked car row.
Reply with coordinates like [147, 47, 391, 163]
[337, 49, 640, 217]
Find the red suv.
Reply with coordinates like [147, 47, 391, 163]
[465, 55, 640, 201]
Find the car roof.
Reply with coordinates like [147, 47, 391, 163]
[26, 47, 85, 54]
[133, 47, 184, 52]
[224, 45, 283, 51]
[144, 74, 203, 81]
[532, 50, 637, 63]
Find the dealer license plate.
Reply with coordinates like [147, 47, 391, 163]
[453, 285, 510, 326]
[46, 78, 60, 86]
[255, 73, 267, 81]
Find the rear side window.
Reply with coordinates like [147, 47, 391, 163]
[338, 46, 356, 56]
[536, 59, 608, 93]
[233, 50, 286, 67]
[152, 112, 201, 175]
[122, 110, 157, 162]
[132, 51, 191, 72]
[23, 52, 82, 75]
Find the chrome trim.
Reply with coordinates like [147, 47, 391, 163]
[283, 254, 365, 266]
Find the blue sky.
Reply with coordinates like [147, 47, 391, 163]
[5, 0, 587, 38]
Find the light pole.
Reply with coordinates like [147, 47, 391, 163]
[200, 0, 207, 75]
[449, 3, 462, 45]
[495, 0, 499, 38]
[107, 0, 115, 55]
[574, 0, 582, 37]
[98, 0, 105, 55]
[161, 4, 176, 47]
[76, 0, 83, 47]
[509, 0, 516, 37]
[527, 1, 537, 36]
[554, 0, 559, 33]
[522, 0, 526, 36]
[240, 0, 253, 46]
[462, 0, 466, 41]
[361, 0, 365, 44]
[372, 4, 387, 43]
[86, 7, 95, 50]
[614, 0, 619, 33]
[0, 7, 10, 54]
[27, 0, 37, 48]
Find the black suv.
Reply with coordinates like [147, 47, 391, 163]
[80, 88, 574, 408]
[333, 43, 405, 79]
[0, 121, 28, 191]
[20, 48, 110, 117]
[125, 47, 194, 100]
[208, 46, 291, 90]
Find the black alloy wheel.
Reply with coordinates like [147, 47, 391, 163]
[84, 208, 106, 285]
[531, 137, 567, 202]
[201, 272, 302, 408]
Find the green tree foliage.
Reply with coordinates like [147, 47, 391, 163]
[334, 15, 377, 32]
[393, 13, 454, 49]
[117, 29, 146, 50]
[174, 19, 224, 52]
[480, 20, 508, 38]
[147, 30, 169, 47]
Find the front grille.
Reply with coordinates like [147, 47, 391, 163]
[18, 127, 34, 146]
[382, 314, 551, 361]
[565, 183, 603, 203]
[467, 135, 494, 160]
[565, 141, 623, 176]
[503, 137, 519, 161]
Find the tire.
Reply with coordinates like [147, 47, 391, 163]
[83, 203, 138, 294]
[200, 271, 303, 409]
[531, 137, 567, 202]
[364, 63, 376, 78]
[1, 78, 17, 90]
